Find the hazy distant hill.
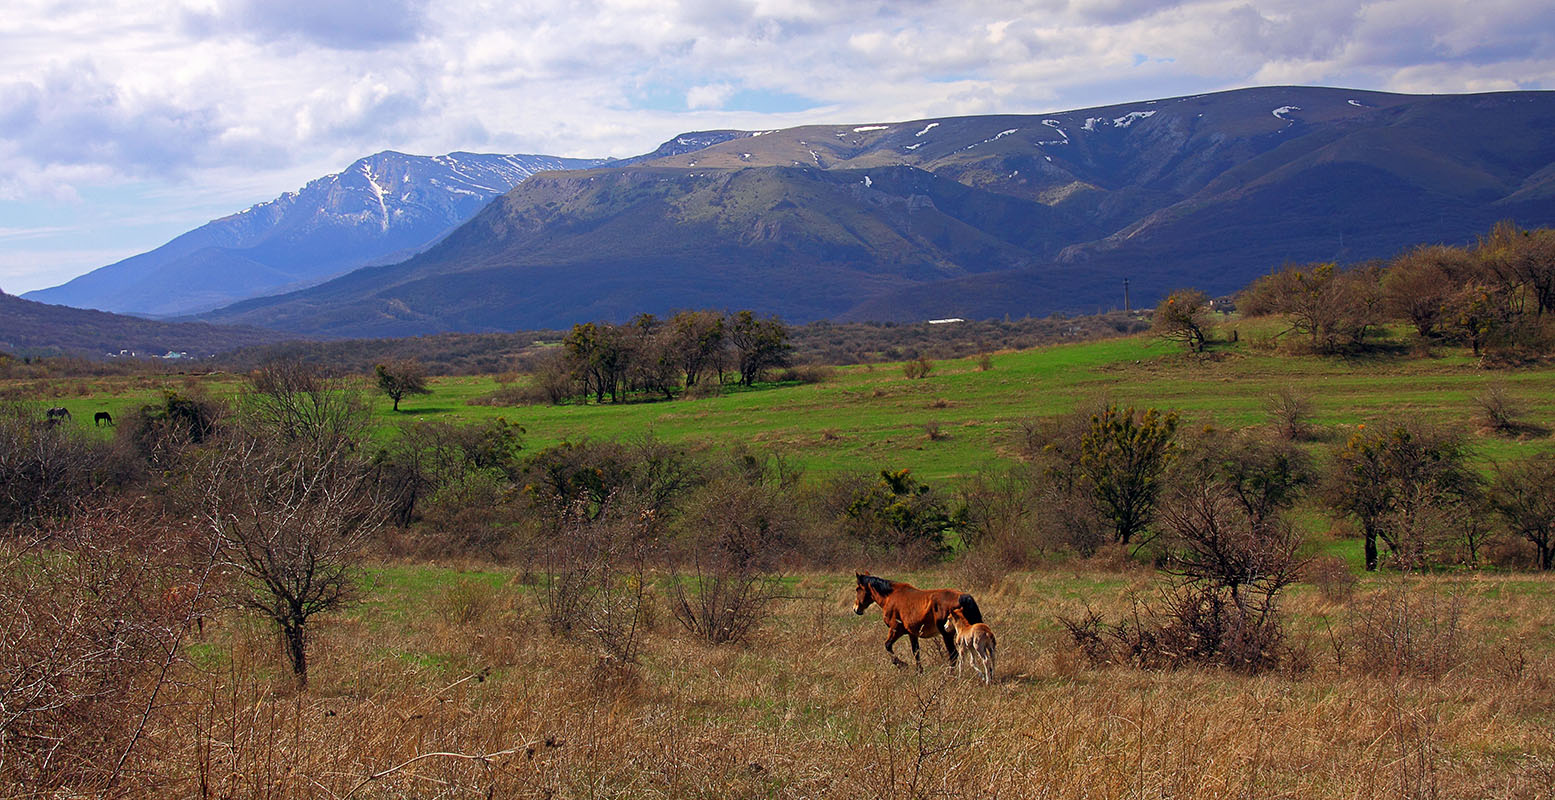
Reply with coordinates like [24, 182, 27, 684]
[23, 151, 605, 317]
[203, 87, 1555, 334]
[0, 290, 290, 358]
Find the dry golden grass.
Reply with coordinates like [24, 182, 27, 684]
[96, 567, 1555, 799]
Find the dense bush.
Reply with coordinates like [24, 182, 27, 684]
[841, 469, 964, 562]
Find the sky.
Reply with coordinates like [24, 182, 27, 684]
[2, 0, 1552, 294]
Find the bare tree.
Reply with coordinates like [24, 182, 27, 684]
[1264, 385, 1315, 442]
[201, 431, 383, 687]
[244, 359, 370, 446]
[1241, 262, 1383, 352]
[1383, 245, 1476, 338]
[1477, 220, 1555, 317]
[1490, 454, 1555, 570]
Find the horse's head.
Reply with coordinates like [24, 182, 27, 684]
[853, 572, 874, 615]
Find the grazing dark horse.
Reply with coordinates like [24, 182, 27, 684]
[45, 406, 71, 424]
[853, 572, 982, 671]
[94, 411, 114, 427]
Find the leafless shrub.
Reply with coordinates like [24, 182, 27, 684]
[1058, 606, 1114, 665]
[540, 495, 657, 664]
[950, 549, 1002, 592]
[1489, 635, 1531, 683]
[901, 355, 934, 379]
[0, 402, 105, 528]
[845, 677, 974, 800]
[956, 468, 1043, 582]
[977, 353, 993, 371]
[669, 476, 793, 645]
[436, 578, 503, 627]
[242, 358, 370, 445]
[923, 421, 947, 441]
[115, 387, 228, 474]
[0, 506, 215, 794]
[1265, 386, 1315, 441]
[1476, 382, 1540, 436]
[1061, 454, 1307, 673]
[1304, 555, 1358, 601]
[1349, 585, 1465, 678]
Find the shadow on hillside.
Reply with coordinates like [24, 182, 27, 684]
[396, 406, 456, 416]
[1331, 340, 1414, 366]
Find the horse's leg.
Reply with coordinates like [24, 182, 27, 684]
[909, 634, 922, 672]
[941, 627, 958, 664]
[956, 644, 965, 678]
[884, 628, 908, 668]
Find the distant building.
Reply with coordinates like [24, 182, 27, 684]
[161, 351, 188, 359]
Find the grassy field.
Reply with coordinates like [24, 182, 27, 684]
[14, 326, 1555, 797]
[126, 562, 1555, 798]
[10, 326, 1555, 483]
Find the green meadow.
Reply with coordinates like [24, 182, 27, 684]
[13, 326, 1555, 482]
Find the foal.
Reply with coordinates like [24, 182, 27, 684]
[945, 609, 996, 685]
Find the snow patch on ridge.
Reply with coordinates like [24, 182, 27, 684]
[1037, 119, 1069, 145]
[963, 128, 1019, 150]
[1112, 110, 1156, 128]
[915, 122, 939, 137]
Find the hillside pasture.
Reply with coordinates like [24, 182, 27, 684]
[116, 564, 1555, 799]
[7, 327, 1555, 478]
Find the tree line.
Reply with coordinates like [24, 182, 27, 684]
[1152, 220, 1555, 357]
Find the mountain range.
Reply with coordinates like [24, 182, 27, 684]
[23, 151, 603, 317]
[26, 86, 1555, 342]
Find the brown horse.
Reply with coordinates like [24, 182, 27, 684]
[853, 572, 982, 671]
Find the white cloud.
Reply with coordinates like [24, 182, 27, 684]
[0, 0, 1552, 291]
[686, 83, 737, 109]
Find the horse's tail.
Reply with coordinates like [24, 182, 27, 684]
[957, 593, 983, 625]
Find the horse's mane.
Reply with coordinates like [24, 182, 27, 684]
[861, 574, 897, 596]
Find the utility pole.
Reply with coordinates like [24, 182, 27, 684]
[1123, 278, 1130, 313]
